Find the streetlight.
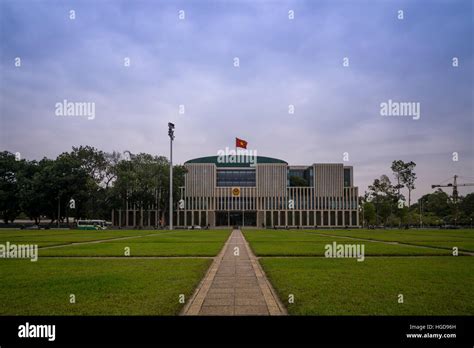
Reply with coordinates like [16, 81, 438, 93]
[168, 122, 175, 230]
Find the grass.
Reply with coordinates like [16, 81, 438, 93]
[260, 257, 474, 315]
[309, 229, 474, 252]
[244, 229, 474, 257]
[0, 228, 231, 315]
[39, 241, 226, 257]
[243, 229, 458, 256]
[38, 229, 231, 257]
[0, 258, 211, 315]
[2, 227, 472, 316]
[244, 240, 451, 256]
[244, 228, 474, 315]
[407, 241, 474, 252]
[0, 229, 157, 248]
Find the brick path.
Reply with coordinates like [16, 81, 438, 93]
[182, 229, 287, 316]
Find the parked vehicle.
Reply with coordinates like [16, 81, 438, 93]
[187, 225, 202, 230]
[77, 220, 107, 230]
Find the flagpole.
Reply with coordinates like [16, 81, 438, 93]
[168, 123, 175, 230]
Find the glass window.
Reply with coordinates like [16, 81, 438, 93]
[344, 168, 351, 187]
[216, 169, 256, 187]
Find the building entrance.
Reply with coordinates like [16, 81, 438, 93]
[215, 211, 257, 227]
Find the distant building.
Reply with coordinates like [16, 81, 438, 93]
[176, 155, 359, 228]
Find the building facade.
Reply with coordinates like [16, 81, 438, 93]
[177, 155, 359, 228]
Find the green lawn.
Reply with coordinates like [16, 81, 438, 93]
[309, 229, 474, 252]
[244, 229, 474, 255]
[261, 257, 474, 315]
[40, 241, 226, 257]
[39, 229, 231, 257]
[0, 229, 158, 248]
[2, 228, 472, 316]
[244, 228, 474, 315]
[407, 241, 474, 252]
[243, 229, 459, 256]
[0, 258, 210, 315]
[0, 228, 231, 315]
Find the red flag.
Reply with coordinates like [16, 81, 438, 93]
[235, 137, 248, 149]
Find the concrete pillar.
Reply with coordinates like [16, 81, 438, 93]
[257, 211, 264, 228]
[208, 211, 215, 227]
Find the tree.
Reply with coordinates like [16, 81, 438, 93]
[391, 160, 417, 207]
[111, 153, 186, 227]
[67, 146, 107, 185]
[361, 201, 376, 226]
[0, 151, 21, 223]
[57, 147, 123, 221]
[391, 160, 417, 206]
[17, 159, 45, 224]
[32, 154, 90, 224]
[367, 175, 398, 225]
[401, 161, 416, 207]
[419, 189, 451, 218]
[391, 160, 406, 199]
[103, 151, 121, 188]
[459, 193, 474, 214]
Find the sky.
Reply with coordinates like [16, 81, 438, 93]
[0, 0, 473, 201]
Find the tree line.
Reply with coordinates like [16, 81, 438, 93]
[0, 146, 185, 225]
[361, 160, 474, 227]
[1, 149, 472, 227]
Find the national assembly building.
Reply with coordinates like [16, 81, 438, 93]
[175, 155, 359, 228]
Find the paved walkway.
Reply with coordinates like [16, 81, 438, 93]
[182, 229, 287, 316]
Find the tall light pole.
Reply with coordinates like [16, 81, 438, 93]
[168, 122, 175, 230]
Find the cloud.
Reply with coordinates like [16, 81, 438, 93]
[0, 0, 472, 201]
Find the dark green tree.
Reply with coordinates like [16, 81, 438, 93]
[0, 151, 21, 223]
